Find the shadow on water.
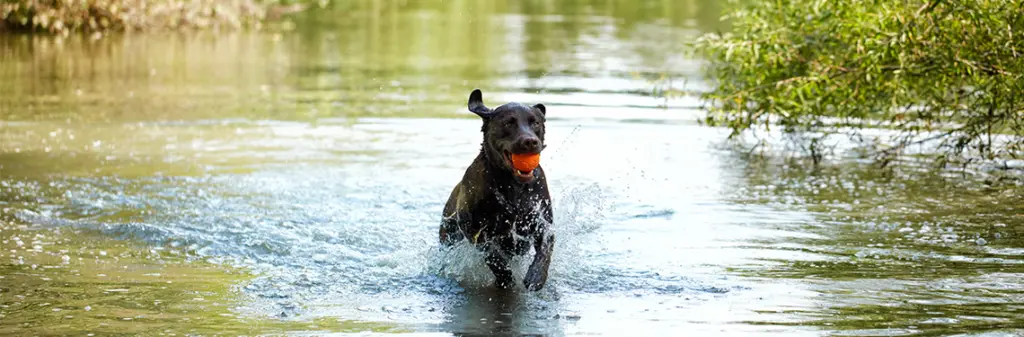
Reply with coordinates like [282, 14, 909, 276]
[437, 287, 562, 337]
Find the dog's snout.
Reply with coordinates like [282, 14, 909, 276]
[522, 137, 540, 149]
[513, 136, 541, 153]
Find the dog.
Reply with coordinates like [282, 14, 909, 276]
[439, 89, 555, 291]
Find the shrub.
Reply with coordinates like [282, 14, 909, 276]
[1, 0, 269, 34]
[695, 0, 1024, 169]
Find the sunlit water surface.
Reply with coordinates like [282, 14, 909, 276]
[1, 1, 1022, 336]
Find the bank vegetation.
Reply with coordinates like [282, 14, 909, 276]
[1, 0, 316, 34]
[696, 0, 1023, 172]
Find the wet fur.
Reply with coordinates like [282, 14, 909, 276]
[439, 89, 555, 291]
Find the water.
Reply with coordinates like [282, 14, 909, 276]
[1, 1, 1022, 336]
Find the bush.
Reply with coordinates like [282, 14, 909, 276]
[0, 0, 272, 34]
[695, 0, 1024, 169]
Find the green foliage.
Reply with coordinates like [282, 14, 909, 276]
[696, 0, 1024, 168]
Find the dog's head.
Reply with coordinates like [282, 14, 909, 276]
[467, 89, 547, 184]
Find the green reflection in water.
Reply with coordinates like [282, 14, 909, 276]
[0, 222, 403, 335]
[5, 0, 1020, 335]
[0, 0, 720, 124]
[1, 0, 724, 334]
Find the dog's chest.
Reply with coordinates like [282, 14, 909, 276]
[476, 192, 541, 236]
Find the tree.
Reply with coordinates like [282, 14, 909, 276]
[695, 0, 1024, 170]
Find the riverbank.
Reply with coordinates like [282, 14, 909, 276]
[0, 0, 313, 35]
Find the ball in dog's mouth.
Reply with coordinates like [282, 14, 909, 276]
[512, 167, 535, 182]
[505, 151, 539, 183]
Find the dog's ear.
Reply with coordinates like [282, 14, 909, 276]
[468, 89, 492, 118]
[532, 103, 546, 116]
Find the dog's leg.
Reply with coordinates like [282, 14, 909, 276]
[440, 207, 473, 246]
[523, 230, 554, 291]
[440, 184, 470, 246]
[523, 197, 555, 291]
[439, 216, 463, 246]
[485, 249, 515, 289]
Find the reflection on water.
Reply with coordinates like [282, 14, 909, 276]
[724, 156, 1024, 336]
[1, 0, 1022, 336]
[0, 0, 713, 124]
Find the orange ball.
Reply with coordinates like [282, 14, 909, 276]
[511, 153, 541, 172]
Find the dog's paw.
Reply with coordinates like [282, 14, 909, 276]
[522, 270, 548, 291]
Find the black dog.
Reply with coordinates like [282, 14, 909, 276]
[439, 89, 555, 291]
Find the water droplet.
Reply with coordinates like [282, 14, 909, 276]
[975, 238, 987, 246]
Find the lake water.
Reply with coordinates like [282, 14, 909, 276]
[1, 1, 1022, 336]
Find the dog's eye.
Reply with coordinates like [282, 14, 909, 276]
[505, 118, 517, 126]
